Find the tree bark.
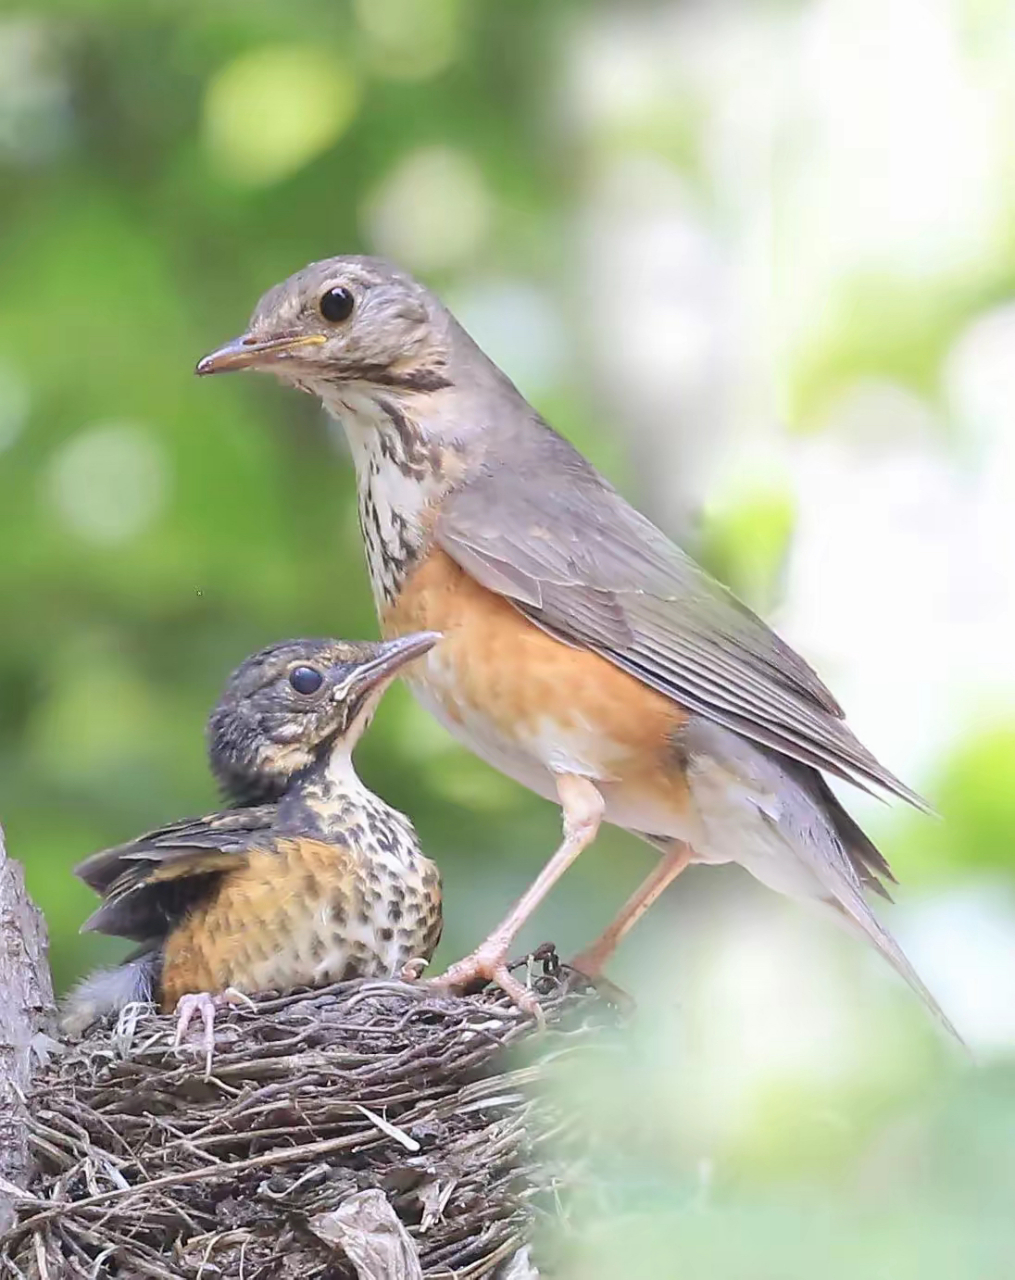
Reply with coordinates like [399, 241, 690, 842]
[0, 825, 56, 1234]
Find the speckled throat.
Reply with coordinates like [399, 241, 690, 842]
[321, 384, 457, 610]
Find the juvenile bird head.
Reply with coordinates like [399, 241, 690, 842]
[207, 632, 440, 804]
[196, 255, 455, 396]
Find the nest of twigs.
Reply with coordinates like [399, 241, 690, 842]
[1, 950, 617, 1279]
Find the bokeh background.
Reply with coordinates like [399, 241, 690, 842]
[2, 0, 1015, 1274]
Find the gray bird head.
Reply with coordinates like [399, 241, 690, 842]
[207, 632, 440, 804]
[196, 255, 455, 394]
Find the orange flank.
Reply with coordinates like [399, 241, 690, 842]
[383, 547, 692, 812]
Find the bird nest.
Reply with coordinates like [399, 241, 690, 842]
[0, 950, 616, 1279]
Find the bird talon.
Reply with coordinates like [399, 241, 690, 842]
[222, 986, 258, 1012]
[172, 987, 254, 1078]
[172, 991, 218, 1078]
[433, 949, 544, 1021]
[399, 957, 429, 982]
[491, 965, 545, 1027]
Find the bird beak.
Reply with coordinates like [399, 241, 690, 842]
[195, 332, 326, 376]
[338, 632, 442, 701]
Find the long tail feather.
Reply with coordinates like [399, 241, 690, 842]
[821, 894, 965, 1048]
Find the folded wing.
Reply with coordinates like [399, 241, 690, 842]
[76, 806, 277, 941]
[437, 451, 926, 809]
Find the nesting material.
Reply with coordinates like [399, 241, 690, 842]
[0, 955, 616, 1279]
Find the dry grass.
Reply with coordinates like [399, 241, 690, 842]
[0, 952, 616, 1279]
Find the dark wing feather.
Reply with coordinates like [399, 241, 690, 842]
[75, 806, 277, 941]
[436, 455, 927, 810]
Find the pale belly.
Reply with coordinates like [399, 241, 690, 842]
[404, 665, 701, 843]
[409, 656, 833, 903]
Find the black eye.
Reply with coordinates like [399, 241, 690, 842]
[289, 665, 324, 695]
[319, 286, 354, 323]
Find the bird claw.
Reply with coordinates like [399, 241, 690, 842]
[433, 948, 544, 1025]
[399, 956, 430, 982]
[172, 987, 255, 1078]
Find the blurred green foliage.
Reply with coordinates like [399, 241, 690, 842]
[551, 1064, 1015, 1279]
[0, 0, 621, 996]
[2, 1, 1015, 1273]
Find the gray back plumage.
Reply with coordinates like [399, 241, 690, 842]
[432, 432, 925, 808]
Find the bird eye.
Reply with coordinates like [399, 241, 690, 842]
[319, 286, 355, 323]
[289, 665, 324, 695]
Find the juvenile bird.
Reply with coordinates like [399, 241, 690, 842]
[197, 255, 958, 1040]
[63, 632, 443, 1065]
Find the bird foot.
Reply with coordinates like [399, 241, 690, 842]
[432, 945, 543, 1022]
[172, 987, 256, 1078]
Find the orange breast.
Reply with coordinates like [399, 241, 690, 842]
[382, 547, 690, 805]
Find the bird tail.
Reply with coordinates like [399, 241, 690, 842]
[805, 773, 964, 1047]
[818, 889, 964, 1047]
[783, 777, 965, 1048]
[60, 948, 160, 1037]
[678, 718, 965, 1048]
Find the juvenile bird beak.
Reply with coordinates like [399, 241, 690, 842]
[195, 332, 326, 376]
[339, 632, 443, 701]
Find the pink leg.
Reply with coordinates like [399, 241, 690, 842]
[435, 774, 605, 1012]
[571, 841, 693, 979]
[173, 987, 256, 1077]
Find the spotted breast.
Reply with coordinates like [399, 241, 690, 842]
[159, 793, 442, 1010]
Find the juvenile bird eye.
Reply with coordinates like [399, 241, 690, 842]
[319, 286, 355, 323]
[289, 666, 324, 695]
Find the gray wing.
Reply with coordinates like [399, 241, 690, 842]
[436, 453, 926, 809]
[76, 806, 277, 941]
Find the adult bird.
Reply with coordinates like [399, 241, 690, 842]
[197, 256, 957, 1039]
[63, 632, 444, 1068]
